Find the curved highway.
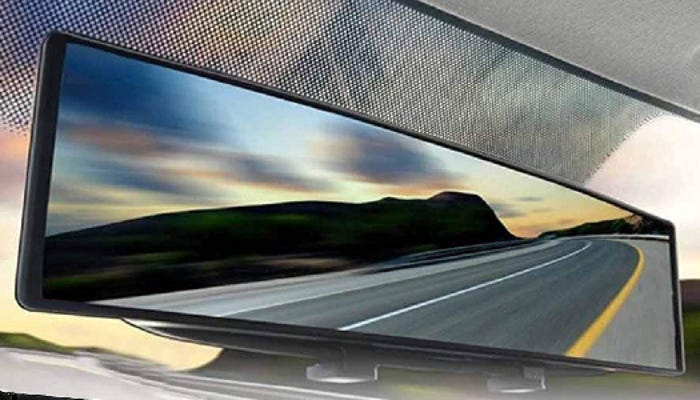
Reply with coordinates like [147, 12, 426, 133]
[99, 238, 676, 369]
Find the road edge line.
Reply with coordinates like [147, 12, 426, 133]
[564, 244, 645, 358]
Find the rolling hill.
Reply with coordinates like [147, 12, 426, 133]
[44, 191, 516, 301]
[539, 214, 670, 238]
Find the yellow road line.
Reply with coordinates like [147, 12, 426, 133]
[565, 244, 645, 358]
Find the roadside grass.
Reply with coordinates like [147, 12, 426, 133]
[682, 310, 700, 376]
[0, 332, 72, 354]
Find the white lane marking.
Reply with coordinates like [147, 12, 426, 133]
[339, 241, 592, 331]
[218, 241, 563, 317]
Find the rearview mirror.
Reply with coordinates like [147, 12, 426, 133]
[17, 32, 683, 376]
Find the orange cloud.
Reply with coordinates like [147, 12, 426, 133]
[0, 133, 28, 206]
[64, 126, 164, 155]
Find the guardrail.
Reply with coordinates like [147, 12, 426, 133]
[559, 234, 670, 242]
[364, 233, 670, 274]
[369, 239, 542, 273]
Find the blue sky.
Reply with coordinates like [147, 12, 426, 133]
[47, 43, 629, 236]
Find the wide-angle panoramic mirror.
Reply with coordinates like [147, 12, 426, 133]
[18, 33, 682, 375]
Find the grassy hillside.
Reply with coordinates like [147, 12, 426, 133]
[540, 214, 670, 238]
[684, 310, 700, 373]
[45, 191, 516, 301]
[0, 332, 73, 354]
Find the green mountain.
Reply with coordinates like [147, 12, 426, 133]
[45, 191, 516, 301]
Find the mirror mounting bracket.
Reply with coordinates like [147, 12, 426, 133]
[306, 347, 379, 383]
[486, 366, 546, 394]
[124, 319, 609, 393]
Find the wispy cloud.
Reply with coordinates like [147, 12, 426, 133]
[221, 153, 329, 192]
[165, 150, 332, 194]
[57, 123, 331, 196]
[60, 44, 234, 145]
[92, 159, 197, 197]
[489, 201, 526, 218]
[320, 122, 465, 191]
[515, 196, 543, 202]
[60, 125, 170, 156]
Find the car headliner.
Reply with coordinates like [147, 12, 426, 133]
[427, 0, 700, 117]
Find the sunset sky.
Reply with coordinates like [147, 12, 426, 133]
[4, 114, 699, 372]
[47, 43, 628, 239]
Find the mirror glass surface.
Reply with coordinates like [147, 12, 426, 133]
[42, 42, 678, 370]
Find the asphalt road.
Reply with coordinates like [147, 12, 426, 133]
[0, 348, 197, 400]
[100, 238, 676, 369]
[0, 348, 385, 400]
[586, 239, 677, 369]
